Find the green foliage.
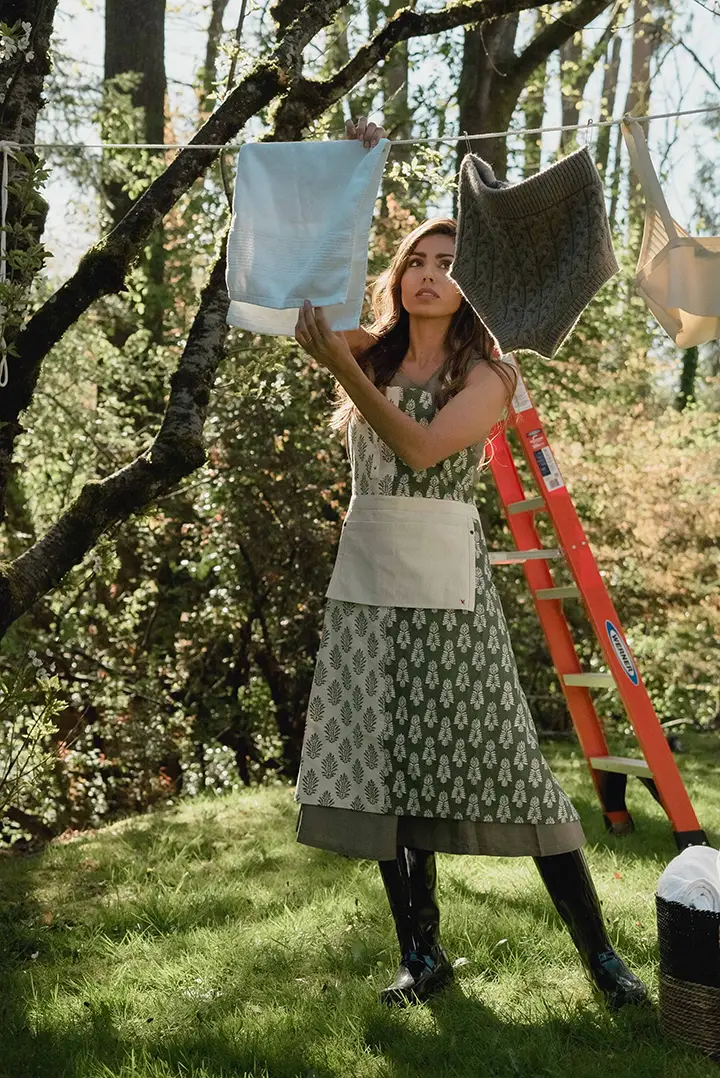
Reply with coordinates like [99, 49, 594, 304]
[97, 73, 168, 214]
[1, 0, 718, 844]
[0, 19, 33, 76]
[6, 160, 719, 837]
[0, 147, 51, 353]
[383, 146, 457, 203]
[0, 658, 65, 835]
[4, 306, 352, 836]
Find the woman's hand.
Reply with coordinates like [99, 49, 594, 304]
[345, 115, 386, 149]
[295, 300, 356, 376]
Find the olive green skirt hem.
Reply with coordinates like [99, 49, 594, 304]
[296, 803, 585, 860]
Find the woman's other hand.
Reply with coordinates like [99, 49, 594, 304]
[295, 301, 356, 376]
[345, 115, 386, 149]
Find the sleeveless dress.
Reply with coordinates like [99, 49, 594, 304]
[294, 365, 585, 860]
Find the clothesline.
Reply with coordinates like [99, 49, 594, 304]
[7, 102, 720, 151]
[1, 99, 719, 388]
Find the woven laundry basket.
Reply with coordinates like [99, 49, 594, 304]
[656, 894, 720, 1061]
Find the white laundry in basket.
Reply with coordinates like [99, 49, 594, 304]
[657, 844, 720, 912]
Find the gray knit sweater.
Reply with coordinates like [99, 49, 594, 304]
[449, 147, 618, 358]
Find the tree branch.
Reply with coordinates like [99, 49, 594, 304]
[13, 0, 552, 385]
[271, 0, 553, 139]
[198, 0, 233, 114]
[0, 0, 601, 630]
[0, 234, 231, 635]
[572, 0, 628, 91]
[0, 0, 347, 521]
[506, 0, 614, 96]
[3, 804, 55, 843]
[0, 0, 554, 523]
[663, 34, 720, 97]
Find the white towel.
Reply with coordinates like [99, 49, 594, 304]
[657, 844, 720, 912]
[226, 138, 391, 336]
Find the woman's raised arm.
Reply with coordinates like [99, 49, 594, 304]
[340, 327, 376, 356]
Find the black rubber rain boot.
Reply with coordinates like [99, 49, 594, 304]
[378, 847, 454, 1007]
[377, 849, 415, 958]
[533, 848, 648, 1011]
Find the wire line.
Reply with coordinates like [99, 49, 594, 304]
[18, 102, 720, 152]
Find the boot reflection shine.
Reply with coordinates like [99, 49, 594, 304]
[377, 847, 454, 1006]
[534, 848, 649, 1010]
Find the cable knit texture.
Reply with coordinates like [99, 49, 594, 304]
[449, 146, 618, 358]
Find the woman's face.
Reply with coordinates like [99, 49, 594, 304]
[400, 232, 463, 319]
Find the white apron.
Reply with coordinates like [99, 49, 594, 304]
[325, 493, 480, 612]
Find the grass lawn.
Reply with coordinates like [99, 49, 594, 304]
[1, 731, 719, 1078]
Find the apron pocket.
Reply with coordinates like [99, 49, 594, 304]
[326, 514, 476, 611]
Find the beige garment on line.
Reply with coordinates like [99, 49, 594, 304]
[622, 119, 720, 348]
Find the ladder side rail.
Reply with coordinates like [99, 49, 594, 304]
[509, 395, 703, 837]
[488, 429, 628, 823]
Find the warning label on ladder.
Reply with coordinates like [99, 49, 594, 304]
[526, 429, 565, 492]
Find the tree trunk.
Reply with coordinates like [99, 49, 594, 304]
[676, 347, 698, 411]
[625, 0, 658, 241]
[324, 1, 376, 141]
[559, 2, 625, 155]
[454, 0, 614, 204]
[0, 2, 58, 534]
[252, 643, 303, 774]
[103, 0, 167, 225]
[456, 15, 520, 187]
[322, 7, 353, 134]
[103, 0, 167, 342]
[608, 0, 658, 233]
[522, 12, 548, 178]
[595, 34, 622, 181]
[380, 0, 415, 202]
[198, 0, 232, 116]
[559, 32, 583, 153]
[607, 118, 624, 231]
[523, 76, 545, 178]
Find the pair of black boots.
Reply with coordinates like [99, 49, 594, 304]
[377, 846, 649, 1010]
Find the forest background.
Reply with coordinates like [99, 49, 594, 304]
[0, 0, 718, 846]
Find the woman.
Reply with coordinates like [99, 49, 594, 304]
[292, 117, 648, 1011]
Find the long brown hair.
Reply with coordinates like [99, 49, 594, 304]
[328, 217, 517, 460]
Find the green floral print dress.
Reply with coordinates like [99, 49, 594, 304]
[294, 366, 585, 860]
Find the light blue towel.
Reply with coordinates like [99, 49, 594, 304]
[226, 138, 390, 336]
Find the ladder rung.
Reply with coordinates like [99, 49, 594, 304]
[507, 496, 546, 515]
[590, 755, 653, 778]
[563, 672, 615, 688]
[489, 548, 562, 565]
[536, 585, 581, 600]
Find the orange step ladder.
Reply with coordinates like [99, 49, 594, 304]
[486, 361, 707, 852]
